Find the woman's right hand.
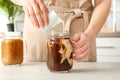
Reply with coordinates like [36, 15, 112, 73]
[72, 33, 92, 61]
[22, 0, 49, 28]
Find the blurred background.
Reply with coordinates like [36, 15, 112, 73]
[0, 0, 120, 63]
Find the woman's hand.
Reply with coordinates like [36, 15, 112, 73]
[72, 33, 93, 61]
[22, 0, 49, 28]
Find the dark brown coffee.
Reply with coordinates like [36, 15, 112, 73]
[47, 32, 73, 72]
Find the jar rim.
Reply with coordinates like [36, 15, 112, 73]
[50, 31, 70, 38]
[3, 32, 22, 38]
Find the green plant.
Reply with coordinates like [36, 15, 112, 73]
[0, 0, 23, 23]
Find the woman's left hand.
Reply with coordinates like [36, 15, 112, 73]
[72, 33, 92, 61]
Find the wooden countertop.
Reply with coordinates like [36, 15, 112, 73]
[0, 62, 120, 80]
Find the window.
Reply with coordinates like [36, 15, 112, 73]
[0, 9, 9, 32]
[100, 0, 120, 33]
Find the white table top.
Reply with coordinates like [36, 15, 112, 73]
[0, 62, 120, 80]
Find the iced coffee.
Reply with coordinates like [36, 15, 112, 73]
[47, 31, 73, 72]
[1, 32, 23, 65]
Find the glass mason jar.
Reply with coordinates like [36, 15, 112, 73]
[1, 32, 23, 65]
[47, 31, 73, 72]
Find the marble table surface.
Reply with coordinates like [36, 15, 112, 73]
[0, 62, 120, 80]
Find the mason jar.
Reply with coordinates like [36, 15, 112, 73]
[47, 31, 73, 72]
[1, 32, 23, 65]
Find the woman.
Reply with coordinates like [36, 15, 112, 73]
[11, 0, 111, 62]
